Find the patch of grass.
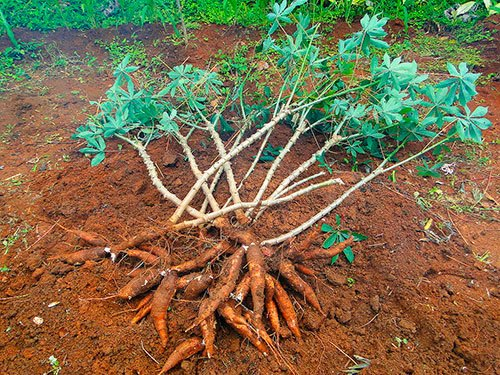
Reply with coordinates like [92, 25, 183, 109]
[95, 37, 148, 66]
[388, 33, 483, 72]
[0, 124, 17, 143]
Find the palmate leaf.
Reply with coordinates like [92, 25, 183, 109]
[371, 54, 418, 90]
[372, 97, 403, 125]
[446, 105, 492, 143]
[436, 62, 480, 106]
[345, 14, 389, 55]
[267, 0, 307, 35]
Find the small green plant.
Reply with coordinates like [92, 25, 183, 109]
[393, 337, 409, 348]
[416, 160, 443, 178]
[342, 355, 371, 374]
[387, 33, 483, 72]
[321, 215, 367, 264]
[474, 250, 491, 264]
[47, 355, 61, 375]
[0, 7, 20, 49]
[96, 37, 148, 66]
[257, 144, 283, 162]
[346, 277, 356, 287]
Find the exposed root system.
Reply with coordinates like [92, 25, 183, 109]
[55, 224, 354, 372]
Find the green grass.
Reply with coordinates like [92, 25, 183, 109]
[0, 0, 483, 31]
[388, 33, 483, 72]
[95, 37, 148, 66]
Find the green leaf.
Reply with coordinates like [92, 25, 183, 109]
[323, 233, 338, 249]
[343, 246, 355, 263]
[416, 160, 442, 178]
[90, 152, 105, 166]
[352, 232, 368, 241]
[321, 223, 334, 233]
[330, 254, 340, 265]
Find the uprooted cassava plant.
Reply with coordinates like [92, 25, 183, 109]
[64, 0, 491, 372]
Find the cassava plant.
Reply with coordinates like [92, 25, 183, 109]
[65, 0, 491, 372]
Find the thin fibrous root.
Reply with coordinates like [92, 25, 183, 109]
[246, 244, 266, 327]
[199, 299, 217, 358]
[218, 300, 268, 355]
[278, 260, 323, 314]
[158, 336, 204, 375]
[187, 246, 245, 331]
[139, 244, 170, 260]
[151, 270, 178, 348]
[171, 240, 232, 273]
[118, 268, 163, 300]
[270, 275, 301, 340]
[291, 237, 354, 262]
[114, 228, 170, 252]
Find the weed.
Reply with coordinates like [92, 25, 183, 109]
[474, 251, 491, 264]
[417, 160, 443, 178]
[414, 192, 433, 211]
[393, 337, 409, 348]
[2, 224, 31, 255]
[322, 215, 367, 265]
[0, 124, 16, 143]
[47, 355, 62, 375]
[346, 277, 356, 287]
[342, 355, 371, 374]
[96, 37, 148, 66]
[387, 33, 483, 72]
[256, 144, 283, 162]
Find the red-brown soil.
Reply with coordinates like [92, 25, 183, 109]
[0, 21, 498, 375]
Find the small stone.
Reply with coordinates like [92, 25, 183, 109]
[443, 283, 454, 296]
[302, 311, 324, 331]
[180, 359, 195, 373]
[398, 318, 416, 333]
[32, 267, 45, 280]
[172, 178, 183, 187]
[162, 150, 178, 167]
[466, 280, 475, 288]
[334, 308, 352, 325]
[33, 316, 44, 325]
[325, 270, 345, 287]
[22, 348, 36, 359]
[132, 180, 147, 194]
[369, 295, 381, 313]
[50, 263, 73, 276]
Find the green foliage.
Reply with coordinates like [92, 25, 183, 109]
[74, 0, 491, 196]
[0, 0, 488, 30]
[73, 55, 223, 165]
[95, 37, 148, 66]
[0, 42, 41, 91]
[321, 215, 367, 265]
[416, 160, 443, 178]
[257, 144, 283, 162]
[387, 34, 483, 73]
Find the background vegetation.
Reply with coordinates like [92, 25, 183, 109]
[0, 0, 494, 31]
